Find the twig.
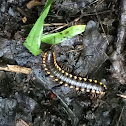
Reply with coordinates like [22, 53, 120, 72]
[44, 23, 66, 26]
[116, 106, 124, 126]
[0, 65, 31, 74]
[117, 94, 126, 99]
[44, 23, 68, 34]
[16, 119, 29, 126]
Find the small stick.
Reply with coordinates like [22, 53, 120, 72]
[116, 106, 124, 126]
[44, 23, 66, 26]
[0, 65, 31, 74]
[117, 94, 126, 99]
[16, 119, 29, 126]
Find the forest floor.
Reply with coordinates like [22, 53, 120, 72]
[0, 0, 126, 126]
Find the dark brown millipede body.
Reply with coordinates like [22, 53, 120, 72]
[42, 51, 107, 95]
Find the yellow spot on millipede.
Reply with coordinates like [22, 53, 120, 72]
[64, 84, 68, 86]
[43, 61, 46, 63]
[86, 89, 90, 92]
[45, 68, 48, 71]
[79, 77, 82, 81]
[65, 72, 68, 76]
[43, 64, 46, 67]
[44, 52, 47, 56]
[94, 80, 97, 83]
[53, 52, 56, 58]
[84, 78, 87, 81]
[88, 79, 92, 82]
[47, 71, 51, 74]
[99, 82, 103, 85]
[104, 85, 107, 89]
[96, 91, 100, 94]
[50, 75, 54, 78]
[54, 62, 57, 66]
[43, 53, 47, 57]
[81, 88, 85, 91]
[70, 85, 74, 88]
[62, 70, 65, 73]
[54, 61, 56, 64]
[56, 65, 59, 69]
[55, 78, 58, 81]
[76, 87, 79, 91]
[58, 67, 61, 71]
[74, 76, 77, 79]
[92, 90, 96, 93]
[43, 57, 46, 61]
[59, 81, 63, 84]
[101, 92, 105, 95]
[69, 74, 72, 78]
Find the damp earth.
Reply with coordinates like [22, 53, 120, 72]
[0, 0, 126, 126]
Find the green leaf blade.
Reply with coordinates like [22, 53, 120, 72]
[41, 25, 86, 45]
[24, 0, 54, 56]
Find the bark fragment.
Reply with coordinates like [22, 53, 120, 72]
[111, 0, 126, 84]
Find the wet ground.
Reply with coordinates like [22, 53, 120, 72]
[0, 0, 126, 126]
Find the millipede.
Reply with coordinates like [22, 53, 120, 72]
[42, 51, 107, 95]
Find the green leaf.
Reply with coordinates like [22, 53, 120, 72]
[41, 25, 86, 45]
[24, 0, 54, 56]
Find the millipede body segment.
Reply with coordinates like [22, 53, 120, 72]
[42, 51, 107, 95]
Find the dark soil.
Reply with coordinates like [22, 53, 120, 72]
[0, 0, 126, 126]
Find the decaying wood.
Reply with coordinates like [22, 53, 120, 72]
[111, 0, 126, 84]
[16, 119, 29, 126]
[0, 65, 31, 74]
